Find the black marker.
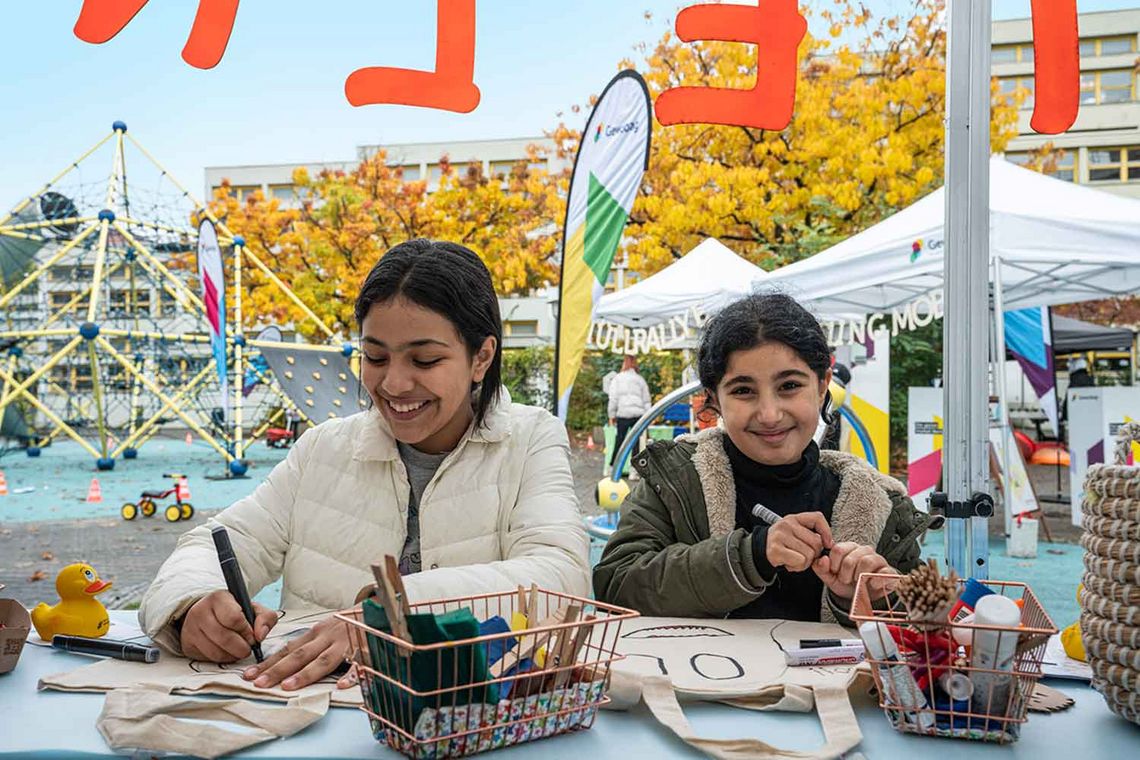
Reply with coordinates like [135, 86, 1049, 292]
[52, 635, 160, 663]
[751, 503, 831, 558]
[212, 525, 264, 663]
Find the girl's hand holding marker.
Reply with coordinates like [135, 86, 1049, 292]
[752, 502, 898, 601]
[752, 503, 833, 572]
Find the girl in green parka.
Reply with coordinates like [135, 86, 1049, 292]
[593, 293, 942, 625]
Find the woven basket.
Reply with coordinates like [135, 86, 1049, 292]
[1079, 421, 1140, 726]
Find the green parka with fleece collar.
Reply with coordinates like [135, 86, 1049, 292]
[593, 427, 942, 625]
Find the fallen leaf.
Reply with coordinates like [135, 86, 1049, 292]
[28, 570, 47, 582]
[41, 551, 54, 561]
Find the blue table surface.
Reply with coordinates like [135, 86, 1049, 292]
[2, 613, 1138, 758]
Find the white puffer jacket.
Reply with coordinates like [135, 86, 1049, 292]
[138, 390, 590, 652]
[607, 369, 652, 420]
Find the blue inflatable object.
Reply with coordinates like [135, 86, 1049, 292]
[96, 457, 115, 471]
[341, 342, 354, 358]
[79, 322, 99, 341]
[26, 446, 41, 458]
[229, 460, 249, 477]
[233, 235, 246, 247]
[97, 209, 115, 222]
[112, 120, 127, 133]
[123, 448, 138, 460]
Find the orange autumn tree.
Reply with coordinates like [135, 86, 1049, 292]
[550, 0, 1022, 276]
[208, 150, 564, 338]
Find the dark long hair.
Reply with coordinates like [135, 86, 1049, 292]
[697, 292, 834, 423]
[354, 239, 503, 429]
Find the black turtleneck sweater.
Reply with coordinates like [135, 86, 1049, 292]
[726, 437, 841, 621]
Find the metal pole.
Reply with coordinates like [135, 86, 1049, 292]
[943, 0, 993, 579]
[992, 256, 1014, 536]
[232, 241, 245, 462]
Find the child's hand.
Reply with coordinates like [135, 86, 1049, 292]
[812, 542, 898, 601]
[765, 512, 833, 572]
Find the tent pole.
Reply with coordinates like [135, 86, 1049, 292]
[942, 0, 993, 579]
[992, 255, 1014, 536]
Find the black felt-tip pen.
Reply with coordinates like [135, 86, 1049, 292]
[52, 635, 160, 663]
[751, 503, 831, 558]
[212, 525, 264, 663]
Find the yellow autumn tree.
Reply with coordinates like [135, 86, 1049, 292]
[550, 0, 1022, 276]
[207, 149, 563, 337]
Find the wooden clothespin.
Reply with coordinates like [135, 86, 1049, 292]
[554, 614, 594, 690]
[547, 603, 581, 686]
[489, 606, 567, 679]
[370, 556, 409, 640]
[527, 583, 540, 624]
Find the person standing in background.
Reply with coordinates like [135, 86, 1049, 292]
[608, 355, 652, 473]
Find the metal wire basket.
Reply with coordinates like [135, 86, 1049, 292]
[850, 573, 1057, 744]
[336, 588, 638, 759]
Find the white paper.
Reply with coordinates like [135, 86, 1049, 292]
[1040, 634, 1092, 681]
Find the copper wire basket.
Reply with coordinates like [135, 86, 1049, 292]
[850, 574, 1057, 744]
[336, 588, 638, 759]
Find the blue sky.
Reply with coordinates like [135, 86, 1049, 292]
[0, 1, 1136, 205]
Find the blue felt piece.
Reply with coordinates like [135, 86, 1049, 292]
[479, 616, 515, 666]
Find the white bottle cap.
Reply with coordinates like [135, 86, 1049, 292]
[858, 621, 899, 660]
[974, 594, 1020, 627]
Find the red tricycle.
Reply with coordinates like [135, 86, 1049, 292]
[121, 472, 194, 523]
[265, 427, 295, 448]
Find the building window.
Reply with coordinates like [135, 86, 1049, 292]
[223, 185, 260, 201]
[109, 289, 151, 313]
[1081, 35, 1137, 57]
[992, 43, 1034, 64]
[269, 185, 295, 201]
[1005, 151, 1075, 182]
[1080, 69, 1136, 105]
[396, 165, 421, 181]
[1088, 147, 1140, 183]
[49, 291, 87, 315]
[490, 160, 519, 179]
[155, 287, 180, 316]
[503, 320, 539, 337]
[999, 76, 1034, 109]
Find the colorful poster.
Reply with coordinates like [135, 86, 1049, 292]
[554, 70, 652, 420]
[1068, 387, 1140, 526]
[196, 219, 228, 422]
[907, 387, 943, 511]
[1004, 306, 1058, 434]
[836, 331, 890, 474]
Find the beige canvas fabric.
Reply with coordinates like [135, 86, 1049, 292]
[604, 617, 871, 759]
[96, 685, 330, 759]
[38, 609, 362, 708]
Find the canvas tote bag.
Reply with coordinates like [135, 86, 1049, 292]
[95, 683, 331, 759]
[603, 617, 871, 759]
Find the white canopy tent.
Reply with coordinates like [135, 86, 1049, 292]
[761, 157, 1140, 315]
[594, 237, 766, 327]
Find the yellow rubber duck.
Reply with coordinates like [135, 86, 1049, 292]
[31, 563, 112, 640]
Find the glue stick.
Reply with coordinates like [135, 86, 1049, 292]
[969, 595, 1021, 718]
[859, 621, 935, 730]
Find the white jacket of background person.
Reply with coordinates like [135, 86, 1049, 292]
[607, 368, 652, 420]
[138, 389, 590, 652]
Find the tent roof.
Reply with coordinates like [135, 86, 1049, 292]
[1052, 314, 1134, 353]
[594, 238, 765, 327]
[762, 157, 1140, 315]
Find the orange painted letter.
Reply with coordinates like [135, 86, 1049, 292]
[74, 0, 238, 69]
[1029, 0, 1079, 135]
[345, 0, 481, 113]
[655, 0, 806, 130]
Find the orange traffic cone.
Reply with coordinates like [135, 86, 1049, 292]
[0, 470, 8, 496]
[177, 477, 191, 501]
[185, 432, 193, 445]
[86, 478, 103, 504]
[586, 434, 596, 451]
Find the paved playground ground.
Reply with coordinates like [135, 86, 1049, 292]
[1, 438, 1084, 630]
